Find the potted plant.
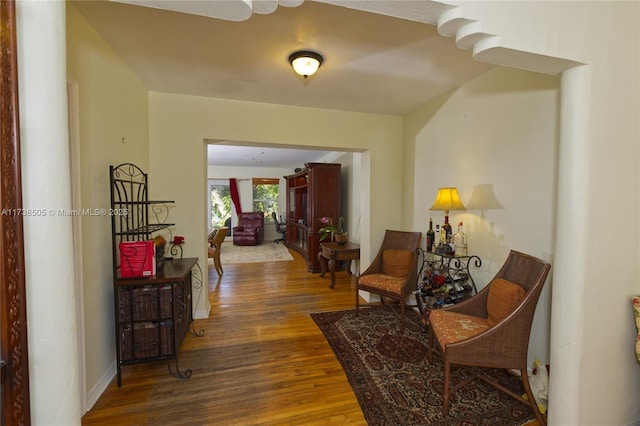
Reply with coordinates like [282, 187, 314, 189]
[319, 216, 347, 244]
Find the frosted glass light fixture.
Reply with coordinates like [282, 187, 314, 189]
[288, 50, 324, 79]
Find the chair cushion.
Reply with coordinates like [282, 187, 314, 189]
[632, 296, 640, 362]
[486, 278, 526, 326]
[382, 249, 413, 277]
[358, 273, 406, 295]
[430, 310, 491, 347]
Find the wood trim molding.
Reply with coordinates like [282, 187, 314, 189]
[0, 1, 32, 424]
[252, 178, 280, 185]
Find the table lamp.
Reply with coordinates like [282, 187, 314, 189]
[430, 187, 466, 239]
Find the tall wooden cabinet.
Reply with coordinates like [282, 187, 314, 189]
[284, 163, 341, 272]
[110, 163, 197, 386]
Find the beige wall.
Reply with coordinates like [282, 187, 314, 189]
[66, 3, 150, 408]
[406, 66, 559, 363]
[18, 1, 639, 424]
[148, 93, 404, 311]
[441, 2, 640, 424]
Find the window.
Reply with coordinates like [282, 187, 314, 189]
[253, 178, 279, 223]
[209, 182, 231, 231]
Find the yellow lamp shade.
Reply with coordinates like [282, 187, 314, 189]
[430, 187, 466, 211]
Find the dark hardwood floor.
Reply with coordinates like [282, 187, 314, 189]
[82, 245, 366, 425]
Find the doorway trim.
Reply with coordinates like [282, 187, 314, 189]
[67, 79, 87, 414]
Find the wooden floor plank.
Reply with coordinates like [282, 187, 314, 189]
[82, 246, 365, 425]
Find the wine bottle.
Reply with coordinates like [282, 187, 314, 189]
[426, 218, 435, 253]
[442, 214, 452, 241]
[453, 221, 467, 256]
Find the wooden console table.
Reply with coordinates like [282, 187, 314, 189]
[318, 242, 360, 288]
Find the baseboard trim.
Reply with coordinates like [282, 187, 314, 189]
[85, 361, 116, 414]
[358, 290, 381, 303]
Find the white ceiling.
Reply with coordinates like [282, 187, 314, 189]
[72, 0, 494, 167]
[206, 142, 339, 169]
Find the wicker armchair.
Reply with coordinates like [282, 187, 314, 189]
[208, 226, 228, 277]
[427, 250, 551, 426]
[356, 229, 422, 333]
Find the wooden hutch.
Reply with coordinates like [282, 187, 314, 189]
[284, 163, 341, 272]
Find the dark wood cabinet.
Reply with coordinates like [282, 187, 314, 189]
[284, 163, 341, 272]
[110, 163, 197, 386]
[115, 258, 197, 384]
[116, 259, 195, 359]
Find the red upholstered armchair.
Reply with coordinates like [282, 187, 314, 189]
[233, 212, 264, 246]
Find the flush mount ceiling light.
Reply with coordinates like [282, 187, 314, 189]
[288, 50, 324, 79]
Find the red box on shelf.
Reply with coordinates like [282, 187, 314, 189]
[119, 241, 155, 278]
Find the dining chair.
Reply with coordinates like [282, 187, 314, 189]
[208, 226, 228, 276]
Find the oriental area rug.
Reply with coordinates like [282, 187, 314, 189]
[217, 241, 293, 265]
[311, 307, 535, 426]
